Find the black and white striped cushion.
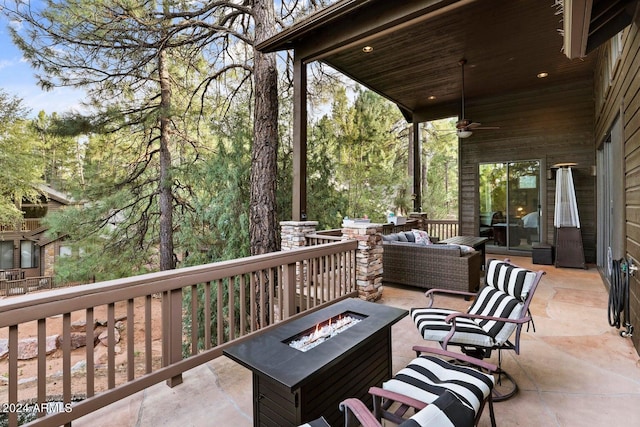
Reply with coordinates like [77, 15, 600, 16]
[466, 286, 522, 345]
[412, 287, 523, 347]
[382, 355, 494, 418]
[485, 259, 536, 301]
[412, 307, 495, 347]
[398, 390, 476, 427]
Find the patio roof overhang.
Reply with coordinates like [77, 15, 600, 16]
[564, 0, 640, 59]
[257, 0, 639, 219]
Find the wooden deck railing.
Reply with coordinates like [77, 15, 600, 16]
[381, 219, 421, 235]
[0, 269, 24, 281]
[0, 218, 43, 233]
[0, 276, 54, 297]
[305, 219, 424, 243]
[305, 218, 459, 244]
[424, 219, 458, 240]
[0, 240, 357, 427]
[306, 229, 342, 245]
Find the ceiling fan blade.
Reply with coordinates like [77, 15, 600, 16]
[474, 126, 501, 130]
[431, 129, 458, 135]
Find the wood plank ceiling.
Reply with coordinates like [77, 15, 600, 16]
[322, 0, 597, 122]
[261, 0, 603, 123]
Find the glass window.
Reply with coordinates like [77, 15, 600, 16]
[59, 246, 72, 257]
[0, 241, 14, 269]
[20, 241, 39, 269]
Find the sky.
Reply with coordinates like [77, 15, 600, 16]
[0, 14, 85, 117]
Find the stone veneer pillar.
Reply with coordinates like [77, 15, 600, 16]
[341, 221, 384, 301]
[280, 220, 318, 250]
[409, 212, 428, 230]
[43, 244, 55, 277]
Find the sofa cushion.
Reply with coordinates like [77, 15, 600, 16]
[448, 244, 475, 254]
[382, 233, 400, 242]
[412, 229, 431, 245]
[383, 242, 463, 256]
[397, 232, 409, 242]
[432, 244, 462, 255]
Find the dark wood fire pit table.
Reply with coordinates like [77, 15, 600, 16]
[223, 298, 407, 427]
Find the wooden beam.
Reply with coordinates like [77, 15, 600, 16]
[292, 55, 308, 221]
[412, 121, 422, 212]
[563, 0, 593, 59]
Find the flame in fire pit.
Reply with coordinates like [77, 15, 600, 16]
[286, 311, 365, 352]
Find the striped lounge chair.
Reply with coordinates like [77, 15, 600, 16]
[411, 259, 545, 401]
[338, 347, 497, 426]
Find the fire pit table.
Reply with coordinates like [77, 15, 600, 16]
[223, 298, 407, 427]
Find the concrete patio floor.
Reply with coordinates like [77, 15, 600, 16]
[74, 256, 640, 427]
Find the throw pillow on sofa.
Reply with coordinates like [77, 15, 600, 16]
[458, 244, 475, 254]
[412, 229, 431, 245]
[444, 243, 475, 254]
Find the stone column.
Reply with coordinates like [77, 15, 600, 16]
[280, 220, 318, 250]
[341, 221, 384, 301]
[409, 212, 428, 230]
[44, 243, 55, 277]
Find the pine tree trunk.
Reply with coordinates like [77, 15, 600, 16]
[250, 0, 279, 256]
[158, 47, 175, 270]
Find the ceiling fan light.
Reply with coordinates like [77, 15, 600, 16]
[457, 129, 473, 138]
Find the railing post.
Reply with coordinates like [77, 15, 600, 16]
[163, 288, 183, 387]
[282, 263, 298, 319]
[341, 221, 384, 301]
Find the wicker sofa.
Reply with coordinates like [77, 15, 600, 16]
[382, 232, 482, 292]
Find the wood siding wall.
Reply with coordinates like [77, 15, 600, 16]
[594, 21, 640, 352]
[459, 80, 596, 262]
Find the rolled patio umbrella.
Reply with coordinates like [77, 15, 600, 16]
[554, 166, 580, 228]
[553, 164, 585, 268]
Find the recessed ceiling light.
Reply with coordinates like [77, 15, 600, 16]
[537, 72, 549, 78]
[428, 95, 436, 100]
[362, 46, 373, 53]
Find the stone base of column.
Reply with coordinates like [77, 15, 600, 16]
[342, 222, 383, 301]
[280, 221, 319, 250]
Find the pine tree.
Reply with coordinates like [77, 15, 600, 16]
[4, 0, 267, 272]
[328, 88, 408, 222]
[0, 89, 44, 226]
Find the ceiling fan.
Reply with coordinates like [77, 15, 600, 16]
[455, 59, 500, 138]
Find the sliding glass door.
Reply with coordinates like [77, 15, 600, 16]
[597, 116, 624, 280]
[479, 160, 541, 251]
